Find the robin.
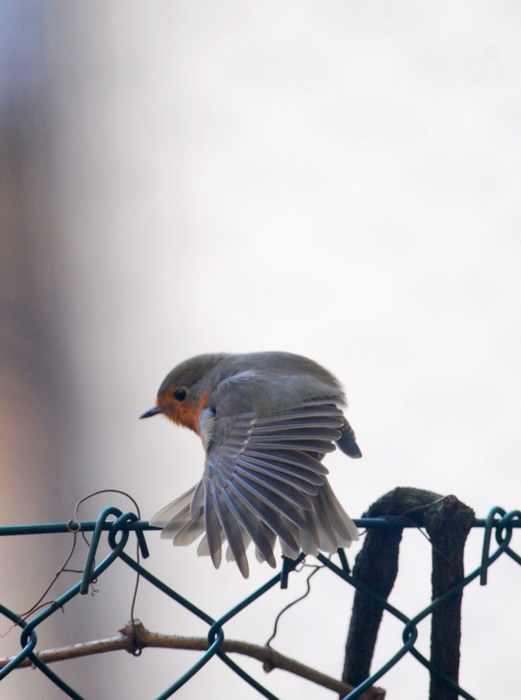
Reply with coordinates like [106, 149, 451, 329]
[141, 351, 361, 578]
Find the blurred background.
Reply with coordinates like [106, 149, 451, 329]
[1, 1, 520, 698]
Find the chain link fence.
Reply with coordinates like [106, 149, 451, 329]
[0, 489, 519, 699]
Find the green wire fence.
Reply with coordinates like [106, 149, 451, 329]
[0, 488, 519, 699]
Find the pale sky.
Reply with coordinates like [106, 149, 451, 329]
[2, 2, 520, 698]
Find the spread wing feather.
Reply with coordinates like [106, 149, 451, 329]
[151, 399, 358, 577]
[245, 448, 328, 474]
[226, 479, 301, 558]
[204, 490, 223, 568]
[220, 486, 277, 567]
[237, 456, 321, 493]
[212, 488, 250, 577]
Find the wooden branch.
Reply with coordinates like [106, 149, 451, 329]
[0, 621, 385, 699]
[343, 486, 443, 687]
[342, 487, 474, 699]
[423, 494, 474, 700]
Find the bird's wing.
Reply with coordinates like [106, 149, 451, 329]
[201, 399, 357, 576]
[149, 483, 205, 545]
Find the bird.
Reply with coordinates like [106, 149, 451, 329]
[140, 351, 361, 578]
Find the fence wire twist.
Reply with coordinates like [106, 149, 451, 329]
[0, 501, 519, 699]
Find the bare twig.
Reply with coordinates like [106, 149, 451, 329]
[0, 621, 385, 699]
[6, 490, 143, 635]
[266, 560, 323, 648]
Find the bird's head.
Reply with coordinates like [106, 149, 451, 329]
[140, 353, 225, 432]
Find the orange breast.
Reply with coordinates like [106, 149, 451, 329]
[162, 392, 209, 434]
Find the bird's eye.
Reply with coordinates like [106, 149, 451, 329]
[173, 387, 187, 402]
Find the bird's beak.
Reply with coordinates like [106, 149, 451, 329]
[140, 405, 163, 419]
